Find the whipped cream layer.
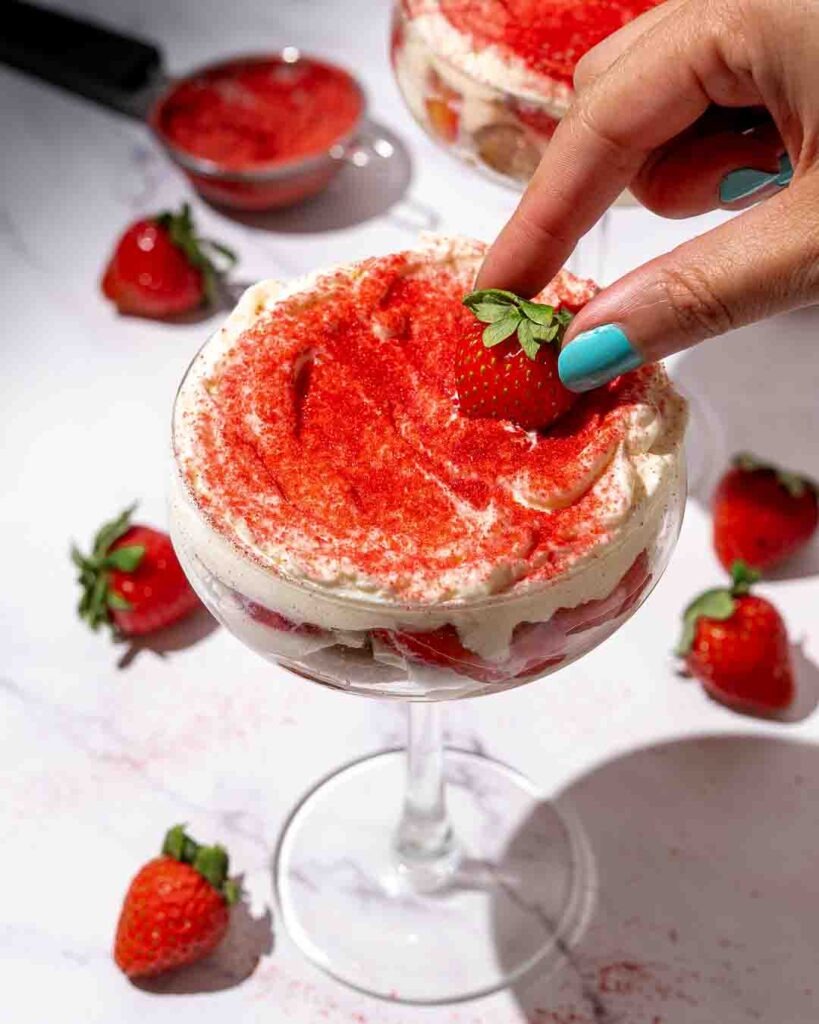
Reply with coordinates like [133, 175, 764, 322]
[172, 236, 686, 658]
[402, 0, 663, 110]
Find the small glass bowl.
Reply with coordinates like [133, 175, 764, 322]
[390, 3, 570, 189]
[150, 50, 367, 211]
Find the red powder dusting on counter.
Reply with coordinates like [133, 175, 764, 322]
[155, 56, 363, 169]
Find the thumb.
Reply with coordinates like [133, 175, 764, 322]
[557, 171, 819, 393]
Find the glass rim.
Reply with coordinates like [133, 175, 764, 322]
[393, 2, 572, 113]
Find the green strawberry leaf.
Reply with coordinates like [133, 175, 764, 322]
[194, 844, 230, 890]
[72, 504, 142, 635]
[472, 301, 516, 324]
[222, 878, 241, 906]
[162, 825, 238, 902]
[777, 471, 810, 498]
[107, 591, 133, 611]
[91, 504, 136, 561]
[104, 544, 145, 573]
[529, 321, 561, 342]
[733, 451, 816, 498]
[70, 545, 89, 572]
[163, 823, 190, 860]
[163, 823, 200, 864]
[733, 452, 763, 473]
[464, 288, 575, 361]
[482, 312, 521, 347]
[156, 203, 237, 304]
[676, 588, 736, 657]
[463, 288, 520, 312]
[201, 239, 239, 267]
[517, 319, 542, 360]
[518, 299, 555, 325]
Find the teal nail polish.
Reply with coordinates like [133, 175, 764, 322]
[775, 152, 793, 187]
[558, 324, 642, 393]
[720, 152, 793, 204]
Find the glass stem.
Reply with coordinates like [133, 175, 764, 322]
[393, 702, 459, 892]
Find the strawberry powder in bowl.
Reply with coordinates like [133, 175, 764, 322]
[150, 50, 366, 210]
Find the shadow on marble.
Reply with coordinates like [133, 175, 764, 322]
[498, 734, 819, 1024]
[778, 640, 819, 723]
[204, 120, 438, 235]
[134, 897, 274, 995]
[109, 299, 224, 327]
[116, 606, 218, 669]
[673, 305, 819, 580]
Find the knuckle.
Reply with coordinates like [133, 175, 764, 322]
[573, 50, 598, 91]
[657, 264, 736, 339]
[516, 206, 572, 253]
[782, 182, 819, 298]
[573, 98, 647, 169]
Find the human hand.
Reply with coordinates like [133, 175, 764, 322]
[476, 0, 819, 391]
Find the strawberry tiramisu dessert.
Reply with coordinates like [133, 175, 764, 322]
[392, 0, 665, 183]
[171, 236, 686, 698]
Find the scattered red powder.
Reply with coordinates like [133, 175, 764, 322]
[530, 1010, 594, 1023]
[598, 960, 656, 995]
[437, 0, 667, 85]
[155, 55, 363, 169]
[182, 249, 669, 600]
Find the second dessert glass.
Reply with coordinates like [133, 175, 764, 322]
[391, 1, 566, 189]
[170, 376, 686, 1002]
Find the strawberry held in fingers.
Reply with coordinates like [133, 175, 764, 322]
[101, 203, 236, 318]
[713, 453, 818, 572]
[677, 562, 794, 715]
[114, 825, 239, 979]
[72, 505, 199, 637]
[458, 289, 577, 431]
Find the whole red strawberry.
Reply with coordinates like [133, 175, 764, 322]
[72, 505, 199, 637]
[101, 203, 236, 318]
[713, 453, 818, 572]
[115, 825, 239, 978]
[458, 289, 577, 430]
[677, 562, 794, 715]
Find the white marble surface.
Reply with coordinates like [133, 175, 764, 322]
[3, 2, 819, 1022]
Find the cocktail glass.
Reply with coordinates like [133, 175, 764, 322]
[169, 349, 686, 1004]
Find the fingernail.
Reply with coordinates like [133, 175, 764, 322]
[558, 324, 643, 393]
[720, 152, 793, 204]
[775, 152, 793, 187]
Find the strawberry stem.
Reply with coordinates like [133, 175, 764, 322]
[155, 203, 237, 304]
[730, 560, 760, 595]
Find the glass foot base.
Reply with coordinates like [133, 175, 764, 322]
[274, 749, 595, 1004]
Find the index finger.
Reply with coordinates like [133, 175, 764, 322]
[573, 0, 685, 91]
[476, 0, 760, 295]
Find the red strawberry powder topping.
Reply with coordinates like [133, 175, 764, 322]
[154, 56, 363, 170]
[178, 249, 671, 602]
[435, 0, 666, 85]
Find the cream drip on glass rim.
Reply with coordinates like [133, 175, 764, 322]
[171, 235, 687, 660]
